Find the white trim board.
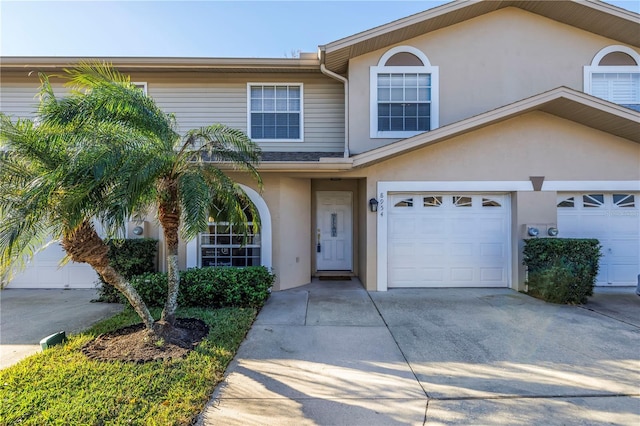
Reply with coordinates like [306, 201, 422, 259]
[186, 184, 272, 269]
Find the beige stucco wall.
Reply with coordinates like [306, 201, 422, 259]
[359, 111, 640, 290]
[348, 6, 640, 154]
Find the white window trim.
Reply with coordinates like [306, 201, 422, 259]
[247, 82, 304, 142]
[583, 45, 640, 104]
[132, 82, 147, 95]
[186, 184, 272, 269]
[370, 46, 439, 139]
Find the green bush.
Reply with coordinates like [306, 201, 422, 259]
[130, 266, 274, 308]
[523, 238, 601, 304]
[96, 239, 158, 302]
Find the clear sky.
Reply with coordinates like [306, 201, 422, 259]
[1, 0, 639, 58]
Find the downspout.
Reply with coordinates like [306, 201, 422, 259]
[319, 50, 349, 158]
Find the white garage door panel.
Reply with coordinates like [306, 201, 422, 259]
[8, 241, 98, 289]
[557, 193, 639, 286]
[388, 194, 510, 288]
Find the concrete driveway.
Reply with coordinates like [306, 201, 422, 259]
[0, 289, 123, 369]
[199, 280, 640, 426]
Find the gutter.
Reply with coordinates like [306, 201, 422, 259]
[319, 50, 350, 158]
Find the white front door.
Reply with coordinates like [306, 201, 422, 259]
[316, 191, 353, 271]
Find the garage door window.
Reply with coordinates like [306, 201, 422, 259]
[613, 194, 635, 207]
[423, 196, 442, 207]
[394, 198, 414, 207]
[482, 198, 502, 207]
[583, 194, 604, 208]
[557, 197, 575, 208]
[453, 196, 472, 207]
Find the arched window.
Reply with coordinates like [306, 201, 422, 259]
[370, 46, 439, 138]
[584, 45, 640, 110]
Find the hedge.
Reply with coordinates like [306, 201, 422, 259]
[96, 239, 158, 303]
[131, 266, 274, 309]
[523, 238, 601, 304]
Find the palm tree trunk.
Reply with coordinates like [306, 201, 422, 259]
[62, 221, 156, 332]
[158, 177, 181, 326]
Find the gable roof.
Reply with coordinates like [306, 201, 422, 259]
[351, 87, 640, 168]
[320, 0, 640, 74]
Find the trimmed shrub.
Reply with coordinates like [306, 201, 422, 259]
[96, 239, 158, 302]
[523, 238, 601, 304]
[130, 266, 274, 309]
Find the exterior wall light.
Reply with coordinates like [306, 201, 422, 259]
[548, 227, 559, 237]
[369, 198, 379, 213]
[527, 227, 540, 237]
[132, 225, 144, 236]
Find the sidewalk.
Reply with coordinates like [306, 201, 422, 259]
[198, 281, 640, 425]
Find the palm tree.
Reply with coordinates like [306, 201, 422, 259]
[36, 62, 263, 329]
[0, 110, 157, 332]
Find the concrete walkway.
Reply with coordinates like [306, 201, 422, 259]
[199, 280, 640, 425]
[0, 289, 123, 369]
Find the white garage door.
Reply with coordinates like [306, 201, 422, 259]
[7, 242, 98, 289]
[388, 193, 510, 288]
[557, 193, 639, 286]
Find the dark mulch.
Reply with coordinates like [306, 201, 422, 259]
[82, 318, 209, 363]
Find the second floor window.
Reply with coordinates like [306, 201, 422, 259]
[584, 45, 640, 110]
[370, 46, 439, 139]
[248, 84, 303, 141]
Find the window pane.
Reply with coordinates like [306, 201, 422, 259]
[263, 86, 275, 98]
[418, 88, 430, 101]
[405, 117, 417, 130]
[263, 98, 275, 112]
[250, 99, 262, 111]
[275, 114, 288, 126]
[289, 125, 300, 139]
[378, 117, 390, 131]
[557, 197, 575, 208]
[378, 88, 390, 101]
[390, 103, 404, 116]
[424, 196, 442, 207]
[263, 126, 275, 139]
[378, 74, 390, 87]
[276, 86, 288, 98]
[251, 126, 263, 138]
[405, 103, 417, 116]
[418, 74, 430, 86]
[405, 87, 417, 101]
[288, 113, 299, 125]
[583, 194, 604, 207]
[276, 126, 288, 138]
[390, 117, 404, 130]
[251, 113, 263, 125]
[378, 103, 390, 116]
[250, 87, 262, 99]
[391, 88, 404, 101]
[613, 194, 635, 207]
[289, 98, 300, 111]
[417, 118, 429, 130]
[276, 99, 288, 111]
[263, 114, 275, 125]
[390, 74, 404, 87]
[405, 73, 418, 87]
[289, 86, 300, 98]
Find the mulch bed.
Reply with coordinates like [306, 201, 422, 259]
[82, 318, 209, 363]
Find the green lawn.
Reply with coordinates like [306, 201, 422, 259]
[0, 307, 256, 425]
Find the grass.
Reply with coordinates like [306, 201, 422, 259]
[0, 306, 257, 425]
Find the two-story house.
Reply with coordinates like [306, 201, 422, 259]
[2, 0, 639, 292]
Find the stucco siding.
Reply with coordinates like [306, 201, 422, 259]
[360, 111, 640, 291]
[348, 7, 640, 154]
